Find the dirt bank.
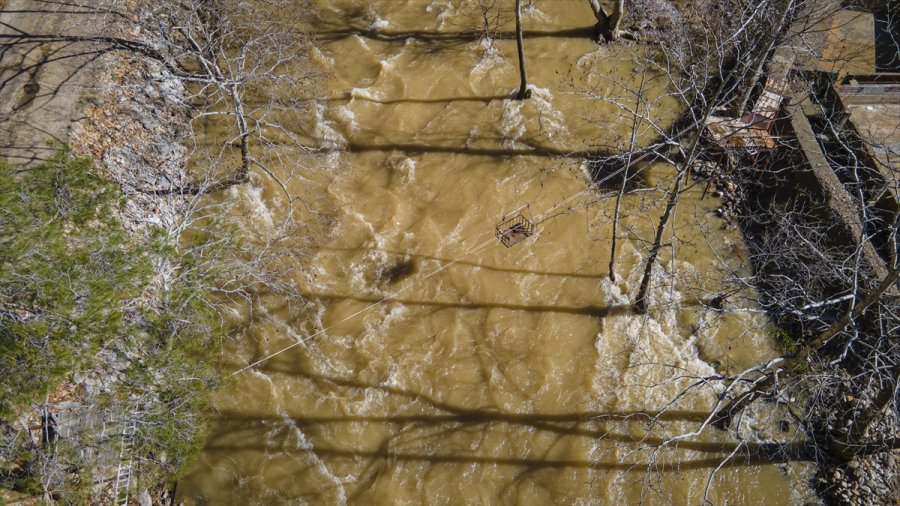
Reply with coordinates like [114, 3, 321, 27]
[0, 0, 102, 164]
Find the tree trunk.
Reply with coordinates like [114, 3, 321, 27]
[832, 361, 900, 461]
[731, 0, 794, 117]
[869, 362, 900, 415]
[634, 164, 689, 313]
[609, 0, 624, 36]
[515, 0, 529, 100]
[588, 0, 624, 42]
[608, 167, 626, 282]
[609, 68, 647, 282]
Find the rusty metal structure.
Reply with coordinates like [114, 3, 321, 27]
[705, 76, 788, 152]
[495, 206, 535, 247]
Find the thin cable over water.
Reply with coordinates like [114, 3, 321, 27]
[230, 157, 644, 376]
[230, 233, 499, 376]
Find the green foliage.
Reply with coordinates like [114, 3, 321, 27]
[0, 148, 150, 418]
[0, 148, 228, 497]
[123, 347, 219, 487]
[0, 446, 42, 496]
[772, 325, 798, 355]
[121, 238, 226, 487]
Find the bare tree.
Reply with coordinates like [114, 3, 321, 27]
[1, 0, 317, 196]
[0, 0, 326, 501]
[576, 0, 897, 499]
[608, 64, 648, 282]
[514, 0, 530, 99]
[476, 0, 503, 45]
[629, 0, 897, 499]
[729, 0, 797, 116]
[707, 76, 900, 451]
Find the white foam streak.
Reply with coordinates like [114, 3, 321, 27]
[229, 183, 276, 239]
[281, 416, 348, 505]
[313, 101, 346, 149]
[310, 45, 334, 65]
[368, 15, 389, 31]
[349, 87, 379, 100]
[470, 39, 505, 78]
[249, 369, 281, 412]
[395, 156, 416, 183]
[522, 2, 549, 22]
[334, 105, 358, 133]
[425, 1, 456, 29]
[500, 98, 527, 148]
[592, 263, 718, 412]
[529, 86, 569, 141]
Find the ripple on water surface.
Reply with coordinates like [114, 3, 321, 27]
[177, 1, 810, 504]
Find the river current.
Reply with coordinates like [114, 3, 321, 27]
[177, 1, 811, 504]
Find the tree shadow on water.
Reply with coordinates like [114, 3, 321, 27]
[202, 414, 814, 472]
[227, 365, 811, 458]
[319, 246, 611, 280]
[311, 27, 597, 43]
[302, 291, 634, 318]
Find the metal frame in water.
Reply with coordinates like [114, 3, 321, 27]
[495, 205, 535, 247]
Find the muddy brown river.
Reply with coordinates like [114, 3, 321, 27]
[178, 1, 812, 503]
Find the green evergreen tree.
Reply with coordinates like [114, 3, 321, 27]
[0, 148, 149, 418]
[1, 149, 225, 500]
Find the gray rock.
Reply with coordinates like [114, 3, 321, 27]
[140, 114, 160, 130]
[143, 83, 159, 99]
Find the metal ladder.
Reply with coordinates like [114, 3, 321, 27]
[112, 415, 136, 505]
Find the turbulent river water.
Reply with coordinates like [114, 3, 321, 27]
[178, 1, 811, 504]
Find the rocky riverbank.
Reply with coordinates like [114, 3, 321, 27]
[1, 1, 215, 503]
[812, 382, 899, 505]
[721, 147, 900, 505]
[820, 451, 898, 505]
[74, 47, 192, 231]
[69, 25, 205, 506]
[691, 159, 741, 224]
